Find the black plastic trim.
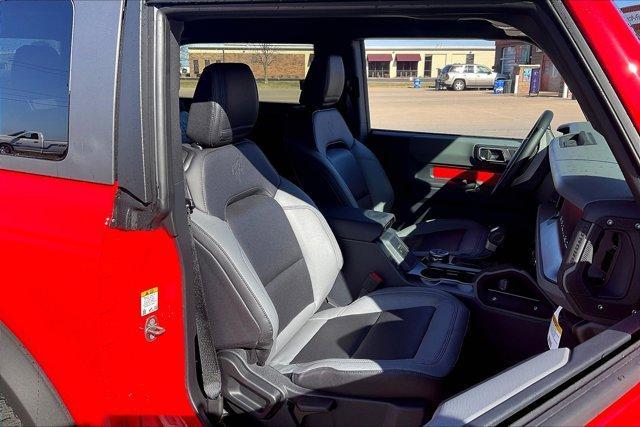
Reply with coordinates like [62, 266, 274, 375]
[153, 5, 214, 425]
[0, 321, 73, 426]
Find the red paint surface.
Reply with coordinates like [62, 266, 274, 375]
[432, 165, 498, 184]
[588, 380, 640, 426]
[565, 0, 640, 424]
[565, 0, 640, 132]
[0, 169, 196, 425]
[1, 0, 639, 424]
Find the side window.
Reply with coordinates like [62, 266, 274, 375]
[181, 43, 314, 103]
[0, 1, 72, 160]
[365, 38, 586, 138]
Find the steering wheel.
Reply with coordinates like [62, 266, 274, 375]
[491, 110, 554, 195]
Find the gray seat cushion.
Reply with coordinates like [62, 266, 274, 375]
[270, 287, 469, 400]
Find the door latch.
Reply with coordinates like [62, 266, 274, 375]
[144, 315, 165, 342]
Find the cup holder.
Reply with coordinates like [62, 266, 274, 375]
[421, 264, 479, 283]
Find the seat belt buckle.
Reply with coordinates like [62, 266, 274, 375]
[186, 198, 195, 214]
[358, 272, 384, 298]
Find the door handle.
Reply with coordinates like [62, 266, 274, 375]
[476, 146, 511, 164]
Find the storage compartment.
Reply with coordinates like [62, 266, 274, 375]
[476, 268, 552, 318]
[421, 262, 480, 283]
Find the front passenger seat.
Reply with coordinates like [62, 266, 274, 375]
[184, 63, 469, 419]
[286, 55, 490, 258]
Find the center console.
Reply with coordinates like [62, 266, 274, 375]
[323, 206, 551, 319]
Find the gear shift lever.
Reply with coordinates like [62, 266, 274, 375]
[485, 226, 506, 252]
[428, 248, 450, 264]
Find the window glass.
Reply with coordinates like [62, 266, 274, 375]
[0, 1, 72, 160]
[180, 43, 314, 103]
[365, 39, 586, 139]
[424, 55, 433, 77]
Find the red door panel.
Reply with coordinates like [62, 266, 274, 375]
[0, 169, 196, 425]
[432, 165, 499, 186]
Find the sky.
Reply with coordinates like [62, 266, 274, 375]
[616, 0, 640, 7]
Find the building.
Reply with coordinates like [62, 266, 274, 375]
[494, 40, 565, 94]
[187, 43, 495, 81]
[188, 44, 314, 80]
[365, 45, 495, 79]
[621, 4, 640, 37]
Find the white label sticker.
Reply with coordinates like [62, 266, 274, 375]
[547, 306, 563, 349]
[141, 287, 159, 316]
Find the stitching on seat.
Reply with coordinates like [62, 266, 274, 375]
[291, 365, 441, 380]
[195, 239, 265, 349]
[192, 221, 274, 339]
[349, 288, 465, 366]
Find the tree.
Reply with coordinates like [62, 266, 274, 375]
[251, 43, 277, 84]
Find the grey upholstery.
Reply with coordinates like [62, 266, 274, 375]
[287, 55, 490, 258]
[299, 54, 345, 108]
[187, 63, 258, 147]
[270, 287, 468, 400]
[185, 63, 469, 403]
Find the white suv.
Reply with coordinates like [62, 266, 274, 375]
[436, 63, 504, 91]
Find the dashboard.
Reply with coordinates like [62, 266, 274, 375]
[536, 123, 640, 325]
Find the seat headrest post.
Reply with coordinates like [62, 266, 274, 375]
[187, 63, 259, 148]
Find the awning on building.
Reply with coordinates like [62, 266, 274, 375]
[367, 54, 392, 62]
[395, 53, 422, 62]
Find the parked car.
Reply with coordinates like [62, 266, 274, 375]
[1, 1, 640, 426]
[436, 63, 506, 90]
[0, 131, 67, 157]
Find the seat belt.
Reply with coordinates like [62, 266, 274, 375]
[357, 272, 384, 299]
[185, 170, 223, 417]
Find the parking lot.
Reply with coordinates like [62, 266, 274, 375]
[368, 87, 586, 139]
[180, 80, 587, 139]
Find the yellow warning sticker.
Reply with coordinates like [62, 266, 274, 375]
[141, 287, 159, 316]
[547, 306, 563, 349]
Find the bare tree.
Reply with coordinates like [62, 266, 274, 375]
[251, 43, 277, 84]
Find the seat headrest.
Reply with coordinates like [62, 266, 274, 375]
[299, 55, 345, 108]
[187, 63, 258, 148]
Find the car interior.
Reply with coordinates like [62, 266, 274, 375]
[160, 1, 640, 425]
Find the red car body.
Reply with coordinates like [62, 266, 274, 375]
[0, 0, 639, 425]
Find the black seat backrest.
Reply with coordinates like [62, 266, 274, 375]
[285, 55, 395, 213]
[184, 63, 343, 363]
